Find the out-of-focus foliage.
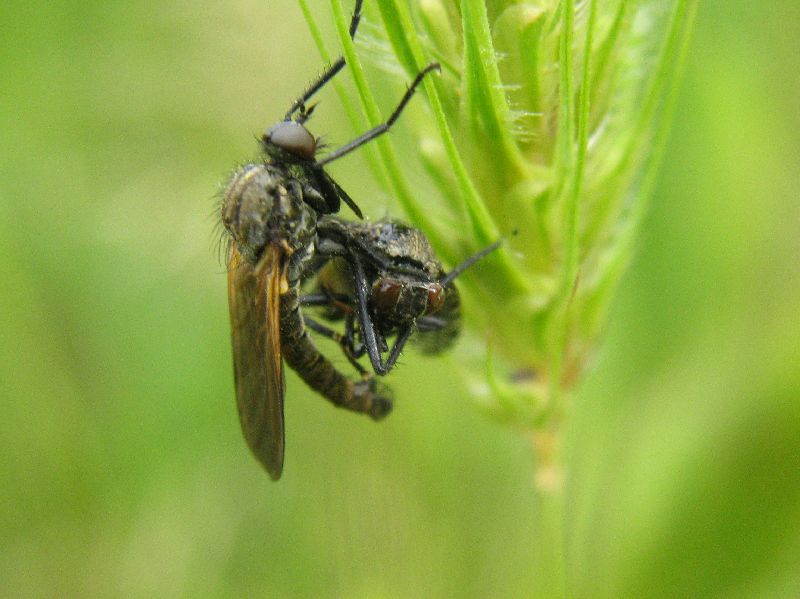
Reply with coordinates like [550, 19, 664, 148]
[0, 1, 797, 598]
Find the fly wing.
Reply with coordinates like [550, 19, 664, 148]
[227, 244, 285, 480]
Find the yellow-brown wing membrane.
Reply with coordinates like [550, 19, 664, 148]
[227, 244, 285, 479]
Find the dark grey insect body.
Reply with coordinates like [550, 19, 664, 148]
[223, 165, 392, 480]
[220, 0, 440, 479]
[303, 218, 500, 376]
[315, 219, 459, 351]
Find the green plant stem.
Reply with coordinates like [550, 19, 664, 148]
[532, 429, 566, 598]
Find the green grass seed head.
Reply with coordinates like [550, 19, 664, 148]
[305, 0, 696, 432]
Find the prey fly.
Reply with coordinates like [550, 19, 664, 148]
[302, 218, 500, 377]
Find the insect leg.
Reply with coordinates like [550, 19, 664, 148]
[304, 313, 344, 339]
[344, 301, 412, 375]
[415, 315, 447, 331]
[326, 171, 363, 219]
[348, 249, 398, 376]
[439, 240, 502, 286]
[317, 62, 441, 166]
[342, 311, 365, 357]
[300, 293, 333, 307]
[283, 0, 364, 121]
[381, 325, 414, 373]
[342, 310, 389, 359]
[304, 314, 369, 376]
[300, 290, 381, 368]
[300, 292, 352, 307]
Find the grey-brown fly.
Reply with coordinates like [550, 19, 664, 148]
[302, 218, 500, 377]
[221, 0, 439, 479]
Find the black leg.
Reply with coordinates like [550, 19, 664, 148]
[300, 292, 364, 365]
[349, 250, 392, 375]
[348, 250, 415, 376]
[300, 293, 334, 307]
[304, 314, 343, 340]
[342, 311, 388, 359]
[283, 0, 364, 121]
[304, 315, 369, 376]
[310, 167, 363, 219]
[341, 312, 360, 355]
[300, 292, 353, 308]
[317, 63, 441, 166]
[415, 315, 447, 332]
[439, 240, 502, 286]
[382, 325, 413, 372]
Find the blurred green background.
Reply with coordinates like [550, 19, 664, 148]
[1, 1, 798, 597]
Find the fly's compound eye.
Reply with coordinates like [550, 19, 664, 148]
[372, 278, 403, 316]
[425, 283, 445, 313]
[264, 121, 317, 159]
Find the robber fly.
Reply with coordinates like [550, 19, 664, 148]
[221, 0, 439, 479]
[302, 217, 500, 377]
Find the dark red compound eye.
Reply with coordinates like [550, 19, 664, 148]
[372, 279, 402, 314]
[426, 283, 444, 313]
[265, 121, 317, 159]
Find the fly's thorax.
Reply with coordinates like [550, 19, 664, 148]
[221, 163, 317, 263]
[356, 219, 443, 279]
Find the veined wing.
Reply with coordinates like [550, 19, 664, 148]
[227, 244, 285, 480]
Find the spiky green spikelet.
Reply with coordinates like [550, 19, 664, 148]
[302, 0, 696, 479]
